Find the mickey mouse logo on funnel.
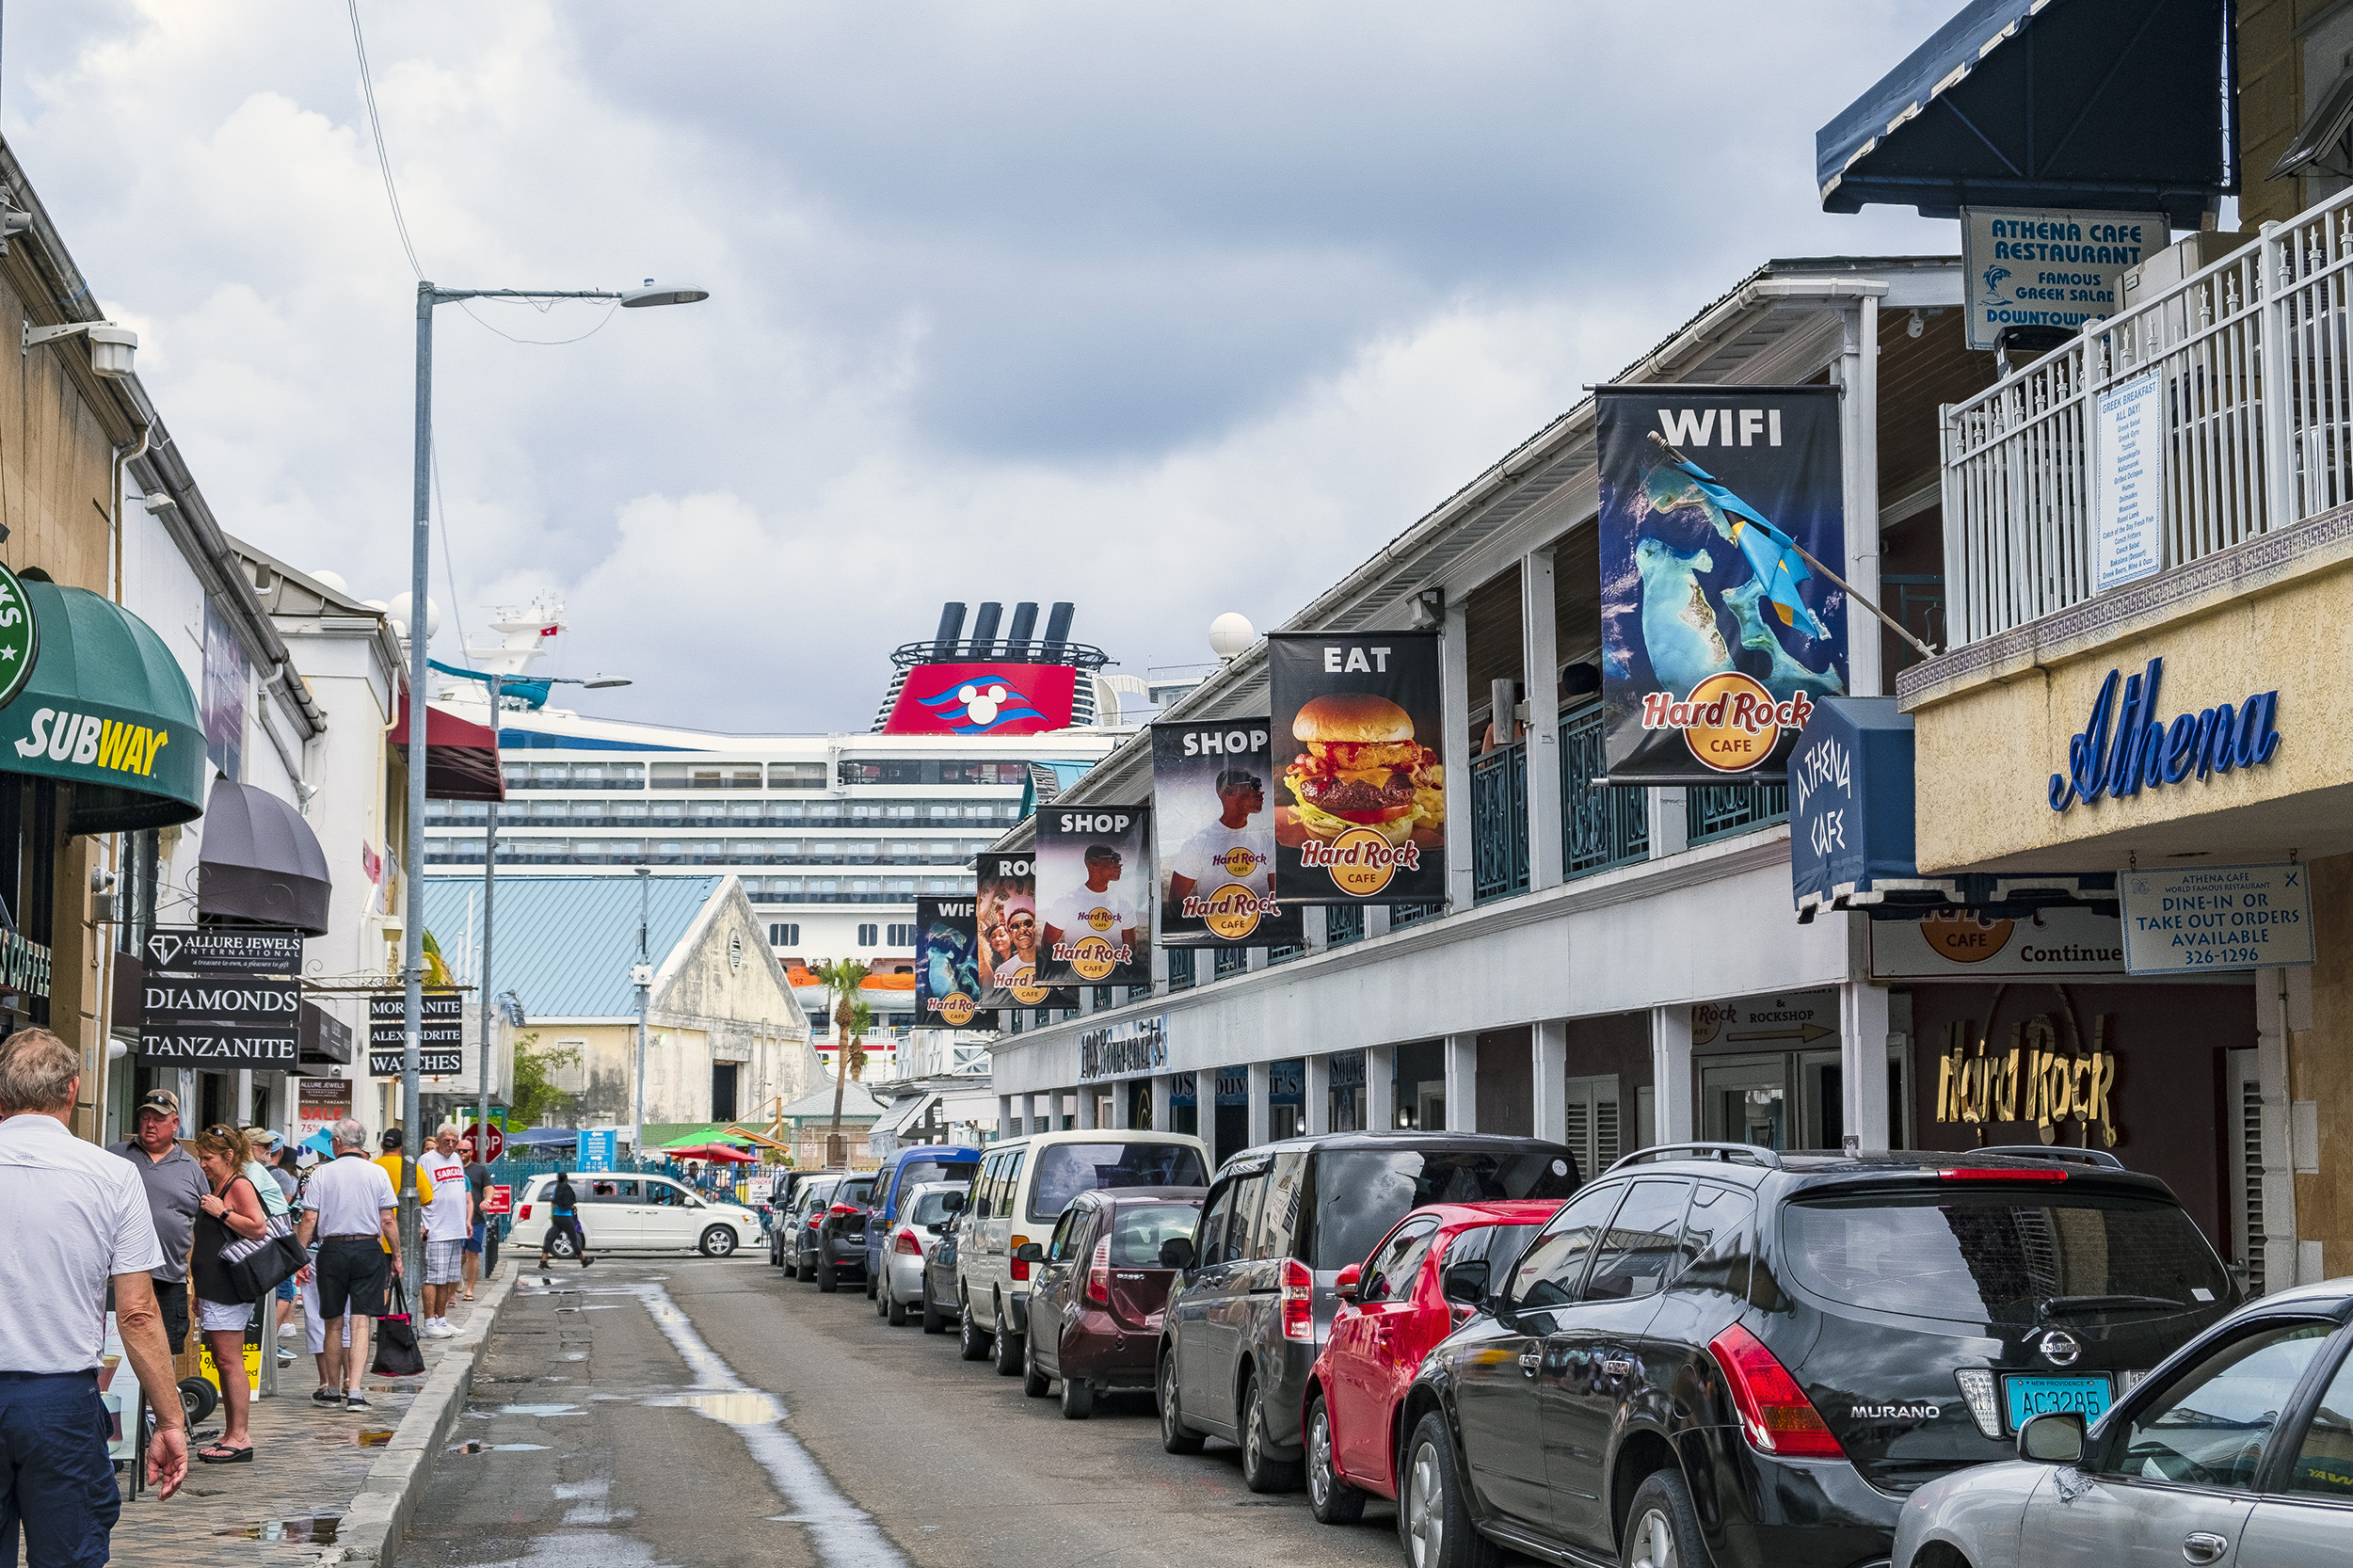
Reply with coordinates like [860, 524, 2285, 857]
[1267, 634, 1446, 905]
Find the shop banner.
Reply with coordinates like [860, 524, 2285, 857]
[1034, 805, 1151, 987]
[1267, 632, 1446, 904]
[975, 852, 1066, 1010]
[146, 925, 304, 976]
[1869, 906, 2127, 980]
[1151, 719, 1303, 947]
[367, 992, 465, 1076]
[2121, 862, 2313, 975]
[139, 974, 301, 1065]
[1598, 387, 1847, 783]
[296, 1077, 352, 1143]
[915, 894, 996, 1030]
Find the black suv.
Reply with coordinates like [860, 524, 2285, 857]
[810, 1172, 878, 1292]
[1158, 1131, 1581, 1493]
[1393, 1144, 2240, 1568]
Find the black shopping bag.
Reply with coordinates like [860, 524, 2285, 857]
[371, 1278, 426, 1378]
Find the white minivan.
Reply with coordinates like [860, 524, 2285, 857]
[509, 1172, 763, 1257]
[953, 1130, 1209, 1376]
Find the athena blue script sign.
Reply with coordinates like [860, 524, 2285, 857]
[2121, 863, 2313, 975]
[575, 1128, 617, 1173]
[2049, 657, 2280, 812]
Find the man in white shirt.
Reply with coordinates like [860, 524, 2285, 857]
[294, 1119, 401, 1411]
[418, 1124, 475, 1338]
[1041, 845, 1139, 969]
[0, 1028, 189, 1565]
[1166, 770, 1273, 908]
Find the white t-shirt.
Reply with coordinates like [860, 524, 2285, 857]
[1167, 819, 1273, 895]
[421, 1151, 472, 1240]
[0, 1113, 167, 1373]
[1043, 886, 1137, 949]
[302, 1152, 400, 1238]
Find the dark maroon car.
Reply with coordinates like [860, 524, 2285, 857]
[1014, 1186, 1206, 1419]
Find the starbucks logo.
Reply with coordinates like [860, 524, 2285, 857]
[0, 564, 38, 712]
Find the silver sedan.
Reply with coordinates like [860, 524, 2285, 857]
[1895, 1278, 2353, 1568]
[873, 1180, 967, 1328]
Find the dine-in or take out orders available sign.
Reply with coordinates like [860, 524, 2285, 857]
[1959, 207, 2163, 352]
[2120, 862, 2313, 975]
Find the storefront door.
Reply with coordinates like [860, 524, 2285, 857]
[1698, 1049, 1853, 1150]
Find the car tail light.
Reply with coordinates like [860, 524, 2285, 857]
[1010, 1234, 1032, 1281]
[518, 1203, 533, 1221]
[1938, 1166, 2067, 1181]
[1951, 1368, 2002, 1439]
[1085, 1238, 1111, 1305]
[829, 1202, 860, 1216]
[1281, 1258, 1314, 1342]
[893, 1228, 921, 1256]
[1708, 1323, 1844, 1459]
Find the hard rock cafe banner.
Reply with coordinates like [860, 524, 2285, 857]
[1266, 632, 1445, 904]
[1597, 385, 1848, 783]
[1032, 805, 1152, 988]
[974, 852, 1067, 1012]
[1150, 719, 1304, 948]
[915, 896, 995, 1030]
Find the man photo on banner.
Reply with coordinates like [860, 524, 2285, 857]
[1000, 906, 1043, 986]
[1042, 845, 1139, 963]
[1166, 770, 1272, 910]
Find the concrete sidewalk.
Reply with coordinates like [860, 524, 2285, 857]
[112, 1264, 520, 1568]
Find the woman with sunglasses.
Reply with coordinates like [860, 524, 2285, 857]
[190, 1126, 269, 1464]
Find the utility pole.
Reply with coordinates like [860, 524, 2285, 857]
[477, 670, 501, 1178]
[633, 867, 651, 1158]
[399, 280, 434, 1278]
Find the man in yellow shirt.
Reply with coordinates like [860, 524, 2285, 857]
[373, 1128, 431, 1254]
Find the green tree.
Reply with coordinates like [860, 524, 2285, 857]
[508, 1032, 583, 1128]
[811, 960, 871, 1151]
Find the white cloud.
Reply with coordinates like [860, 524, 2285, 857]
[5, 0, 1961, 730]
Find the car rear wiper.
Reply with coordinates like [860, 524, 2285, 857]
[2038, 1294, 2185, 1317]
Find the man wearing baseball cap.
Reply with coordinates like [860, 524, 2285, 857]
[107, 1087, 207, 1355]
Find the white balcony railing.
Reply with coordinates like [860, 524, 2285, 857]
[1941, 188, 2353, 648]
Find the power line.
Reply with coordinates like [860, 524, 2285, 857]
[345, 0, 423, 279]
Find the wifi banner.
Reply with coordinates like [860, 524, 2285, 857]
[1595, 386, 1848, 785]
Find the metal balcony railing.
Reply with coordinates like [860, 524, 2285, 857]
[1470, 744, 1529, 904]
[1560, 705, 1647, 879]
[1943, 192, 2353, 647]
[1687, 782, 1789, 846]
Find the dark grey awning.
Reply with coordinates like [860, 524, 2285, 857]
[298, 1001, 351, 1065]
[1816, 0, 2232, 226]
[197, 777, 331, 936]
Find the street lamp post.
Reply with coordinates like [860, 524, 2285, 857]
[633, 867, 651, 1156]
[401, 278, 703, 1272]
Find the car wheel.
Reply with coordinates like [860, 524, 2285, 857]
[992, 1299, 1024, 1377]
[886, 1284, 910, 1327]
[817, 1248, 840, 1292]
[1022, 1335, 1051, 1398]
[958, 1295, 991, 1361]
[866, 1269, 878, 1301]
[1623, 1468, 1705, 1568]
[698, 1226, 736, 1258]
[546, 1229, 579, 1261]
[920, 1280, 948, 1335]
[1159, 1350, 1205, 1454]
[1061, 1373, 1095, 1420]
[796, 1247, 815, 1284]
[1241, 1377, 1303, 1494]
[1399, 1412, 1500, 1568]
[1307, 1393, 1367, 1525]
[875, 1280, 889, 1319]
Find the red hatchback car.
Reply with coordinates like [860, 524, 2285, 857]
[1303, 1198, 1561, 1525]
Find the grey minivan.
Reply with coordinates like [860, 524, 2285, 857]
[1155, 1131, 1581, 1492]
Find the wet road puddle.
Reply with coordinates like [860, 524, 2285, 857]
[447, 1440, 552, 1454]
[223, 1516, 340, 1543]
[495, 1402, 584, 1416]
[643, 1389, 784, 1424]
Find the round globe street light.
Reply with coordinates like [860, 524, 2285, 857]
[397, 276, 702, 1272]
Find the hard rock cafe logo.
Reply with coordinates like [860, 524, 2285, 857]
[1002, 964, 1052, 1007]
[1299, 827, 1420, 897]
[1055, 935, 1130, 983]
[1083, 904, 1117, 932]
[1183, 883, 1280, 941]
[1935, 1012, 2121, 1147]
[1641, 671, 1815, 773]
[935, 991, 978, 1027]
[1918, 910, 2016, 964]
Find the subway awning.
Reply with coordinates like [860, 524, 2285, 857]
[1816, 0, 2232, 227]
[0, 583, 205, 834]
[1790, 697, 2117, 921]
[392, 696, 506, 802]
[198, 776, 333, 935]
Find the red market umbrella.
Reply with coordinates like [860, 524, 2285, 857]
[666, 1144, 759, 1163]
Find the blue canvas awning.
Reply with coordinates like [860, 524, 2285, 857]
[1816, 0, 2233, 227]
[1789, 697, 2116, 922]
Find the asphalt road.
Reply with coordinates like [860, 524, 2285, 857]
[400, 1255, 1412, 1568]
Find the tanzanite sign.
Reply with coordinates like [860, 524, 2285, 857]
[2048, 657, 2281, 812]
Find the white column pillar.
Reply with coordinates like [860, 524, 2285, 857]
[1366, 904, 1391, 939]
[1076, 1082, 1098, 1129]
[1018, 1092, 1037, 1136]
[234, 1068, 255, 1126]
[1841, 296, 1884, 699]
[1649, 1005, 1694, 1145]
[1529, 1019, 1568, 1144]
[1246, 946, 1268, 972]
[1366, 1044, 1397, 1131]
[1444, 1033, 1479, 1133]
[1302, 910, 1327, 954]
[1522, 547, 1563, 890]
[1648, 788, 1689, 859]
[1839, 972, 1892, 1152]
[1305, 1055, 1333, 1136]
[1150, 941, 1171, 996]
[1150, 1074, 1173, 1135]
[1441, 596, 1475, 913]
[998, 1094, 1015, 1140]
[1247, 1061, 1272, 1149]
[178, 1068, 197, 1137]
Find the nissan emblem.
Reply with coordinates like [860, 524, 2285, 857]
[2037, 1328, 2084, 1368]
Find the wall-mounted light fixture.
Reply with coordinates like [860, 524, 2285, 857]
[25, 319, 137, 379]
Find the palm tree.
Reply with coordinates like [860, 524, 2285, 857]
[813, 959, 871, 1157]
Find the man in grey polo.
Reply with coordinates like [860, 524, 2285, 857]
[107, 1087, 207, 1355]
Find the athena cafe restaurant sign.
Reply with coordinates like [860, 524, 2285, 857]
[1959, 208, 2160, 351]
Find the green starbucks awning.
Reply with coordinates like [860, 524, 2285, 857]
[0, 583, 205, 834]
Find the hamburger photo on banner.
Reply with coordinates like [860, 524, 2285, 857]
[1267, 632, 1446, 904]
[1033, 806, 1152, 988]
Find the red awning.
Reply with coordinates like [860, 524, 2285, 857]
[392, 697, 505, 802]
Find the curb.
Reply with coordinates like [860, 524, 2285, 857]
[334, 1265, 520, 1568]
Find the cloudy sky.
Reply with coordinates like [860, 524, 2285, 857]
[8, 1, 1961, 733]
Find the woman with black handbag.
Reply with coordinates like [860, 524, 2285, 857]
[191, 1126, 269, 1464]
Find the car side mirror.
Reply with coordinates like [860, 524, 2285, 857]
[941, 1192, 966, 1213]
[1014, 1241, 1046, 1263]
[1335, 1263, 1362, 1302]
[1441, 1259, 1490, 1307]
[925, 1222, 946, 1235]
[1160, 1236, 1196, 1271]
[2017, 1412, 2086, 1464]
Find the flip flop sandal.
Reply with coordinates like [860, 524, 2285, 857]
[198, 1445, 253, 1464]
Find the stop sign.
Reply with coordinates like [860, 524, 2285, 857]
[459, 1124, 504, 1162]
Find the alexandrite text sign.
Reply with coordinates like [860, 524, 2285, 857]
[1961, 208, 2161, 351]
[2120, 862, 2313, 975]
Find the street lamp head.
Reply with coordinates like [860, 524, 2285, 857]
[582, 676, 632, 689]
[618, 279, 710, 309]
